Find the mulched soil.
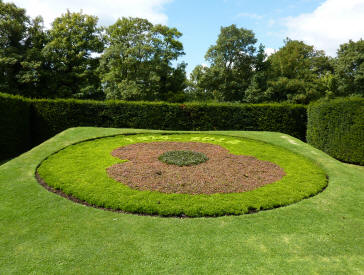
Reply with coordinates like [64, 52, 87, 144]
[108, 142, 285, 195]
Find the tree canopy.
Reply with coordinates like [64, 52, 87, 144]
[42, 10, 104, 98]
[0, 0, 47, 97]
[335, 39, 364, 97]
[263, 39, 334, 104]
[99, 17, 186, 101]
[0, 1, 362, 103]
[190, 25, 261, 102]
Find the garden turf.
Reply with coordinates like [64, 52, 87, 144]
[0, 127, 363, 274]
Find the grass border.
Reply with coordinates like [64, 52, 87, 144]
[1, 127, 363, 274]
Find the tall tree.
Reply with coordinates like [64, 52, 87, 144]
[244, 44, 271, 103]
[335, 39, 364, 97]
[188, 65, 215, 101]
[191, 25, 259, 102]
[0, 0, 48, 97]
[99, 17, 186, 101]
[16, 16, 50, 98]
[0, 0, 27, 94]
[264, 39, 334, 103]
[42, 10, 104, 98]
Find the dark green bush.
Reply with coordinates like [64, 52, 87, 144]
[0, 93, 31, 160]
[158, 150, 209, 166]
[0, 93, 308, 158]
[30, 99, 307, 144]
[307, 97, 364, 165]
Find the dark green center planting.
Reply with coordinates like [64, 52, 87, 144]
[158, 150, 209, 166]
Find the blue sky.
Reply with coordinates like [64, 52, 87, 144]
[8, 0, 364, 74]
[164, 0, 325, 72]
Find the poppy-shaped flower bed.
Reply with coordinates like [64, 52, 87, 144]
[36, 134, 327, 217]
[108, 142, 285, 195]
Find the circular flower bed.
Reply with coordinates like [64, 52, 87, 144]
[36, 134, 327, 217]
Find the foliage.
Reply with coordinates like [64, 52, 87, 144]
[99, 17, 187, 101]
[0, 0, 28, 95]
[1, 1, 362, 104]
[189, 25, 264, 102]
[188, 65, 217, 101]
[335, 39, 364, 97]
[28, 97, 307, 145]
[42, 10, 104, 99]
[0, 92, 31, 160]
[5, 92, 363, 166]
[307, 97, 364, 165]
[264, 39, 334, 104]
[37, 133, 327, 217]
[0, 1, 47, 97]
[244, 44, 271, 103]
[0, 3, 105, 99]
[158, 150, 209, 166]
[0, 93, 307, 158]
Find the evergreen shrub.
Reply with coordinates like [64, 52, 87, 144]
[307, 97, 364, 165]
[0, 93, 31, 160]
[30, 98, 307, 143]
[0, 93, 308, 160]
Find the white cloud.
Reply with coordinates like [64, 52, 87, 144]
[236, 12, 263, 20]
[284, 0, 364, 56]
[264, 47, 276, 56]
[7, 0, 172, 27]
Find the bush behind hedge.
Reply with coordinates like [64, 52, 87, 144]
[0, 93, 31, 160]
[307, 97, 364, 165]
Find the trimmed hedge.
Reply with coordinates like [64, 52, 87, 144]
[30, 98, 307, 144]
[0, 93, 31, 160]
[0, 93, 307, 161]
[307, 97, 364, 165]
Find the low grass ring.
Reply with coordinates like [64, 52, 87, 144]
[36, 134, 327, 217]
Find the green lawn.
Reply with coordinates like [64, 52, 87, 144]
[0, 159, 9, 166]
[1, 127, 363, 274]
